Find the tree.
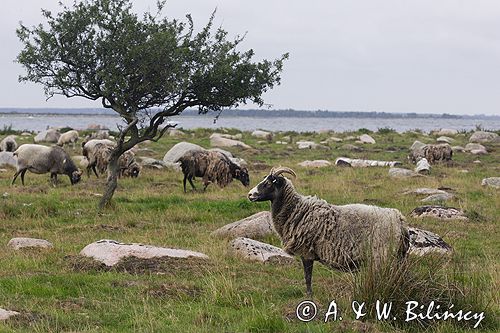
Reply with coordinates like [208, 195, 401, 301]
[16, 0, 287, 209]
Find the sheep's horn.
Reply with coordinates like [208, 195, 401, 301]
[270, 166, 297, 179]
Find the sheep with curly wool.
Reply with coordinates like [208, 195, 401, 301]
[57, 130, 79, 148]
[248, 167, 409, 296]
[82, 139, 116, 177]
[12, 144, 82, 186]
[0, 135, 18, 152]
[176, 150, 249, 192]
[87, 142, 140, 180]
[408, 143, 452, 164]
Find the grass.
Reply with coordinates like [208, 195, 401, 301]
[0, 128, 498, 332]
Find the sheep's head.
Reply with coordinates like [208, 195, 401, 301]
[235, 167, 250, 187]
[128, 163, 141, 178]
[71, 170, 82, 184]
[248, 167, 296, 202]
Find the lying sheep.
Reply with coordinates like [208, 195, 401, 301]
[57, 130, 79, 148]
[408, 143, 452, 164]
[12, 144, 82, 186]
[0, 135, 17, 152]
[248, 167, 409, 296]
[176, 150, 250, 192]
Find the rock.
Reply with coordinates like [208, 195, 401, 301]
[435, 128, 458, 136]
[436, 136, 454, 144]
[335, 157, 401, 168]
[228, 237, 294, 265]
[0, 169, 7, 173]
[21, 132, 31, 136]
[473, 160, 482, 164]
[275, 141, 288, 145]
[388, 167, 419, 178]
[209, 133, 242, 140]
[296, 141, 315, 149]
[359, 134, 376, 144]
[211, 211, 275, 239]
[87, 124, 108, 130]
[297, 160, 332, 168]
[209, 148, 233, 158]
[403, 188, 448, 196]
[410, 140, 427, 151]
[162, 142, 205, 169]
[34, 128, 60, 143]
[344, 136, 356, 141]
[421, 193, 454, 202]
[469, 131, 499, 143]
[481, 177, 500, 188]
[251, 130, 273, 140]
[470, 149, 487, 155]
[340, 144, 363, 152]
[167, 128, 185, 138]
[408, 227, 452, 256]
[0, 152, 17, 168]
[451, 146, 465, 153]
[140, 157, 167, 169]
[415, 158, 431, 174]
[281, 136, 291, 143]
[210, 135, 251, 149]
[326, 137, 343, 143]
[0, 308, 20, 321]
[80, 239, 209, 267]
[464, 143, 486, 152]
[410, 206, 468, 220]
[8, 237, 53, 250]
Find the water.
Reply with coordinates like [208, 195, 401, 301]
[1, 113, 499, 133]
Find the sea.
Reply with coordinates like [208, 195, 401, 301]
[1, 113, 500, 133]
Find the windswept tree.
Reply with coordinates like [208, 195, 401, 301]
[17, 0, 287, 208]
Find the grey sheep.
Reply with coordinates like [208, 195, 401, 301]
[408, 143, 452, 164]
[248, 167, 409, 296]
[82, 139, 116, 177]
[176, 150, 249, 192]
[57, 130, 79, 148]
[12, 144, 82, 186]
[86, 142, 140, 180]
[0, 135, 18, 152]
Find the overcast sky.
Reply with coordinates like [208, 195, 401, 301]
[1, 0, 499, 115]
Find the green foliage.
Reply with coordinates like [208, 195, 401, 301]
[377, 127, 396, 134]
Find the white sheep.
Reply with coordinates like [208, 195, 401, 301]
[82, 139, 115, 177]
[12, 144, 82, 186]
[0, 135, 18, 152]
[57, 130, 79, 148]
[248, 167, 409, 296]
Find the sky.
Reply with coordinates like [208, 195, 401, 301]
[1, 0, 499, 115]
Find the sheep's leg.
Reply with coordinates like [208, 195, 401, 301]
[51, 173, 58, 187]
[11, 168, 25, 185]
[20, 169, 27, 186]
[92, 165, 99, 178]
[301, 257, 314, 297]
[182, 174, 188, 193]
[188, 176, 196, 191]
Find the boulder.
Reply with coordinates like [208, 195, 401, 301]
[403, 188, 448, 196]
[0, 152, 17, 168]
[359, 134, 376, 144]
[281, 136, 291, 143]
[435, 128, 458, 136]
[469, 131, 499, 143]
[211, 211, 275, 239]
[481, 177, 500, 189]
[80, 239, 209, 267]
[251, 130, 273, 140]
[415, 158, 431, 174]
[297, 160, 332, 168]
[228, 237, 294, 265]
[451, 146, 465, 153]
[210, 135, 251, 149]
[326, 137, 343, 143]
[34, 128, 60, 143]
[167, 128, 185, 138]
[162, 142, 205, 168]
[388, 167, 419, 178]
[334, 157, 401, 168]
[21, 132, 31, 136]
[436, 136, 454, 144]
[296, 141, 315, 149]
[410, 140, 427, 151]
[471, 149, 487, 155]
[140, 157, 167, 169]
[209, 133, 242, 140]
[408, 227, 452, 256]
[7, 237, 53, 250]
[464, 143, 486, 152]
[0, 308, 20, 321]
[340, 144, 363, 152]
[410, 206, 468, 220]
[421, 193, 454, 202]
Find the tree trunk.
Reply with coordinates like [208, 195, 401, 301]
[98, 153, 120, 210]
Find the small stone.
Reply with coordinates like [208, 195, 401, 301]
[211, 211, 275, 240]
[410, 205, 468, 220]
[415, 158, 431, 174]
[470, 149, 487, 155]
[229, 237, 294, 265]
[297, 160, 332, 168]
[408, 227, 452, 256]
[481, 177, 500, 189]
[251, 130, 273, 140]
[435, 128, 458, 136]
[335, 157, 401, 168]
[436, 136, 454, 144]
[359, 134, 376, 144]
[389, 167, 419, 178]
[0, 308, 20, 321]
[340, 144, 363, 152]
[403, 188, 448, 196]
[210, 135, 252, 149]
[451, 146, 465, 153]
[421, 193, 454, 202]
[8, 237, 53, 250]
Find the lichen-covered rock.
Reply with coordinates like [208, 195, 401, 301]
[469, 131, 499, 143]
[211, 211, 275, 240]
[0, 152, 17, 168]
[388, 167, 419, 178]
[410, 205, 468, 220]
[415, 158, 431, 174]
[297, 160, 332, 168]
[471, 149, 487, 155]
[335, 157, 401, 168]
[408, 227, 452, 256]
[228, 237, 294, 265]
[421, 193, 454, 202]
[162, 142, 205, 169]
[403, 188, 448, 196]
[435, 128, 458, 136]
[251, 130, 272, 140]
[451, 146, 465, 153]
[210, 135, 251, 149]
[0, 308, 20, 321]
[80, 239, 209, 267]
[410, 140, 427, 151]
[464, 143, 486, 152]
[436, 136, 454, 144]
[340, 144, 363, 152]
[7, 237, 53, 250]
[34, 128, 60, 143]
[359, 134, 376, 144]
[481, 177, 500, 189]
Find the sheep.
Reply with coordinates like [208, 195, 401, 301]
[248, 167, 409, 296]
[0, 135, 18, 152]
[175, 150, 250, 192]
[57, 130, 79, 148]
[86, 142, 140, 180]
[11, 144, 82, 186]
[408, 143, 452, 164]
[82, 139, 116, 177]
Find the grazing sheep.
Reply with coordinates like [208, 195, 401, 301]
[176, 150, 250, 192]
[82, 139, 116, 177]
[0, 135, 18, 152]
[57, 130, 79, 148]
[12, 144, 82, 186]
[408, 143, 452, 164]
[248, 167, 409, 296]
